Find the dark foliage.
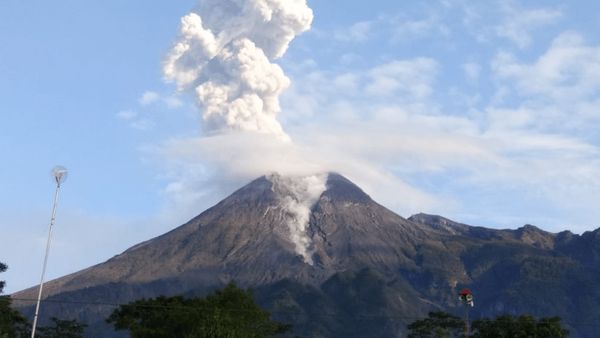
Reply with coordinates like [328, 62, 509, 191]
[0, 262, 5, 292]
[472, 315, 569, 338]
[1, 262, 29, 338]
[407, 311, 464, 338]
[407, 312, 569, 338]
[107, 282, 290, 338]
[36, 317, 87, 338]
[1, 262, 86, 338]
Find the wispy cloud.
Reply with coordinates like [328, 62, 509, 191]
[328, 12, 449, 44]
[139, 91, 183, 109]
[116, 109, 154, 131]
[117, 91, 186, 131]
[280, 49, 599, 231]
[116, 110, 137, 120]
[491, 32, 600, 135]
[366, 58, 438, 98]
[495, 1, 562, 48]
[333, 21, 373, 42]
[388, 14, 450, 42]
[440, 0, 562, 48]
[139, 91, 161, 106]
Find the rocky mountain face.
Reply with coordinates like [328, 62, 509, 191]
[13, 173, 600, 337]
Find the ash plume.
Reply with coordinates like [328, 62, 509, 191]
[159, 1, 438, 237]
[163, 0, 313, 140]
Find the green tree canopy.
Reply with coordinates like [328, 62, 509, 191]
[0, 262, 5, 293]
[407, 311, 569, 338]
[471, 314, 568, 338]
[407, 311, 464, 338]
[36, 317, 86, 338]
[107, 282, 291, 338]
[1, 262, 86, 338]
[0, 262, 29, 338]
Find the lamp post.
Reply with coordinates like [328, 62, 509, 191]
[31, 166, 68, 338]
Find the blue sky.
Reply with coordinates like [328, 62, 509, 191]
[2, 0, 600, 293]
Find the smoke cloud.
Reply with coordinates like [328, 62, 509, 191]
[164, 0, 313, 140]
[269, 173, 327, 265]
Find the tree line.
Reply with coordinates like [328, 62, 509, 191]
[407, 311, 569, 338]
[1, 262, 288, 338]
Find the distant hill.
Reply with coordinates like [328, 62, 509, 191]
[13, 173, 600, 337]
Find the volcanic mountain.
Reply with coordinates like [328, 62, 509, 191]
[13, 173, 600, 337]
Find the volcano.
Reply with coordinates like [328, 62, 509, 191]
[13, 173, 600, 337]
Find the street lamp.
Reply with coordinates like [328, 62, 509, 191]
[31, 166, 68, 338]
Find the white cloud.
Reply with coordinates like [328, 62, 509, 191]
[494, 32, 600, 98]
[366, 58, 438, 98]
[139, 91, 161, 106]
[116, 110, 154, 131]
[389, 14, 450, 41]
[163, 96, 183, 108]
[330, 13, 449, 44]
[495, 2, 562, 48]
[472, 31, 600, 229]
[439, 1, 562, 48]
[332, 73, 360, 93]
[281, 57, 438, 104]
[157, 131, 442, 220]
[278, 52, 600, 231]
[118, 91, 187, 131]
[139, 91, 184, 109]
[116, 110, 137, 120]
[491, 32, 600, 134]
[333, 21, 372, 42]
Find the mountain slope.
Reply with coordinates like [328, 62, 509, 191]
[13, 173, 600, 337]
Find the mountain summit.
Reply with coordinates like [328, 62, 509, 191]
[13, 173, 600, 337]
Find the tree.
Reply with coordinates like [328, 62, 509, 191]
[407, 312, 569, 338]
[0, 262, 30, 338]
[0, 262, 5, 292]
[0, 262, 86, 338]
[36, 317, 86, 338]
[107, 282, 291, 338]
[471, 314, 568, 338]
[407, 311, 464, 338]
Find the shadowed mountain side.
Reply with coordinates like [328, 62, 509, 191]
[308, 174, 432, 274]
[255, 268, 432, 338]
[408, 216, 600, 337]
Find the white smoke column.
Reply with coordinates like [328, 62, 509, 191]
[270, 174, 327, 265]
[164, 0, 313, 140]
